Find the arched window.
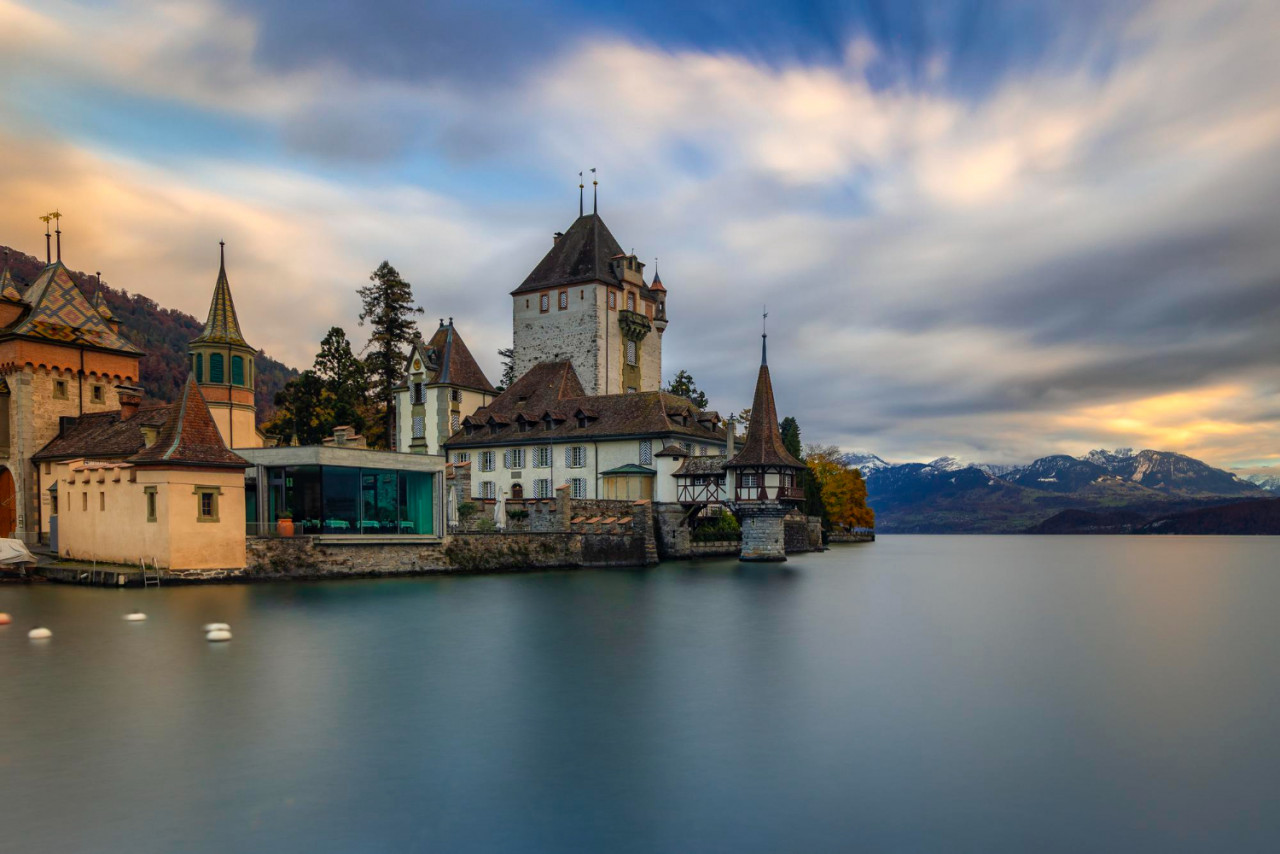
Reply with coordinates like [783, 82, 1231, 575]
[194, 353, 203, 383]
[231, 355, 245, 386]
[209, 353, 225, 383]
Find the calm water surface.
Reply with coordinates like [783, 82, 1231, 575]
[3, 536, 1280, 853]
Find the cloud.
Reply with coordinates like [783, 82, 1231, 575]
[1, 0, 1279, 469]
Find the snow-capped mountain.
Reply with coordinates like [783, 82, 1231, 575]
[841, 452, 892, 474]
[924, 456, 967, 472]
[1242, 473, 1280, 493]
[1078, 448, 1134, 468]
[860, 446, 1269, 533]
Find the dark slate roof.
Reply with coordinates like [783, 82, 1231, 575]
[727, 339, 804, 470]
[129, 376, 249, 468]
[674, 455, 728, 476]
[654, 443, 689, 457]
[33, 404, 173, 462]
[512, 214, 627, 294]
[446, 360, 727, 449]
[414, 321, 496, 393]
[191, 249, 250, 347]
[3, 262, 143, 355]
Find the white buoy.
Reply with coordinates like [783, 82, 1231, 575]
[206, 629, 232, 642]
[0, 612, 11, 625]
[202, 622, 230, 633]
[124, 612, 147, 622]
[28, 627, 52, 640]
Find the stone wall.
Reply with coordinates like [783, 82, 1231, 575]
[246, 536, 451, 580]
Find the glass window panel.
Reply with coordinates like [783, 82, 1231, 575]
[209, 353, 225, 383]
[399, 471, 434, 535]
[321, 466, 360, 533]
[231, 355, 246, 386]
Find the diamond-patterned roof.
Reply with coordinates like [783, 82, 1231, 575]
[191, 248, 250, 347]
[5, 262, 142, 354]
[92, 289, 114, 322]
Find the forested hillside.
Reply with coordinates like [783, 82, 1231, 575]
[1, 245, 296, 415]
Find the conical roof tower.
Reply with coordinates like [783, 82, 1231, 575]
[187, 242, 260, 449]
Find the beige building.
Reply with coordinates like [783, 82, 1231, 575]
[392, 320, 496, 456]
[510, 212, 667, 396]
[0, 249, 143, 543]
[46, 376, 249, 570]
[444, 361, 726, 504]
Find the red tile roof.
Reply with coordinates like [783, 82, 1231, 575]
[129, 376, 249, 468]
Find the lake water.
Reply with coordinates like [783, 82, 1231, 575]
[3, 536, 1280, 853]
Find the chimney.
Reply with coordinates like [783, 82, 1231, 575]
[725, 418, 736, 459]
[116, 384, 143, 420]
[553, 231, 564, 245]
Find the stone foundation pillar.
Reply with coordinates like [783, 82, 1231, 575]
[736, 501, 790, 562]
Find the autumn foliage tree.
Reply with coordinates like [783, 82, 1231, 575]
[805, 444, 875, 530]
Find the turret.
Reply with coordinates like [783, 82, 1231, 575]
[188, 242, 260, 449]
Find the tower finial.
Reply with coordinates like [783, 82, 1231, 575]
[39, 213, 52, 264]
[219, 240, 226, 271]
[51, 210, 62, 261]
[591, 167, 597, 214]
[761, 306, 768, 365]
[578, 171, 584, 218]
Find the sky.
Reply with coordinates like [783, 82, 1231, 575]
[0, 0, 1277, 471]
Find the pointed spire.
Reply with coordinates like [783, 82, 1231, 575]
[591, 167, 598, 214]
[39, 213, 52, 264]
[761, 306, 768, 366]
[650, 257, 665, 292]
[579, 171, 584, 218]
[52, 210, 62, 262]
[727, 311, 803, 471]
[191, 241, 250, 347]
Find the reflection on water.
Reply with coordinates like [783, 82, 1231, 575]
[3, 536, 1280, 853]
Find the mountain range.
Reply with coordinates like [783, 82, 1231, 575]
[850, 447, 1276, 534]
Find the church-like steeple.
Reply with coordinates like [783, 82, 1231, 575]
[727, 324, 804, 471]
[187, 242, 260, 449]
[192, 242, 250, 348]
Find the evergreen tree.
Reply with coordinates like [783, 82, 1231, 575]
[358, 261, 423, 448]
[264, 371, 327, 445]
[314, 327, 368, 434]
[497, 347, 516, 392]
[665, 370, 708, 409]
[780, 416, 802, 460]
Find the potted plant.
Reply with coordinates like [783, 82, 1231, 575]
[276, 510, 295, 538]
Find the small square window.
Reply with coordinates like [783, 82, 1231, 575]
[91, 385, 104, 403]
[194, 486, 220, 522]
[53, 380, 68, 400]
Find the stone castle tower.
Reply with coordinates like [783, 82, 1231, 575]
[0, 241, 143, 542]
[187, 244, 261, 449]
[510, 211, 667, 396]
